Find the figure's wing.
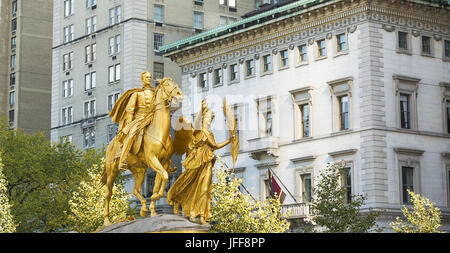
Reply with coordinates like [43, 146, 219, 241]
[223, 99, 239, 169]
[172, 116, 194, 155]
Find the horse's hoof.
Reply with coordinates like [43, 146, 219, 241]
[173, 206, 180, 215]
[104, 218, 112, 227]
[140, 209, 148, 218]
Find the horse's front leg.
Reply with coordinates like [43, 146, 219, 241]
[149, 173, 161, 217]
[129, 167, 148, 218]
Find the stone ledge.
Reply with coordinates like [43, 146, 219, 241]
[97, 214, 210, 233]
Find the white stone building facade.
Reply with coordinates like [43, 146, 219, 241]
[161, 0, 450, 231]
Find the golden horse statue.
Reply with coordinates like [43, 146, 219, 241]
[101, 77, 184, 226]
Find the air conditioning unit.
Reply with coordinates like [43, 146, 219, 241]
[91, 5, 97, 10]
[194, 0, 203, 6]
[88, 63, 93, 68]
[155, 22, 163, 27]
[112, 55, 117, 60]
[91, 34, 96, 39]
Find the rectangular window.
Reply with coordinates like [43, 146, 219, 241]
[116, 6, 121, 23]
[265, 111, 272, 136]
[194, 12, 204, 29]
[230, 64, 238, 81]
[83, 127, 95, 149]
[421, 36, 431, 54]
[63, 79, 73, 98]
[337, 33, 347, 52]
[60, 135, 73, 144]
[398, 31, 408, 50]
[444, 40, 450, 58]
[108, 64, 121, 83]
[299, 44, 307, 62]
[109, 6, 121, 25]
[220, 16, 228, 27]
[220, 0, 236, 7]
[11, 37, 16, 49]
[400, 93, 410, 129]
[154, 5, 164, 23]
[86, 16, 97, 34]
[10, 54, 16, 69]
[84, 100, 96, 118]
[341, 168, 352, 203]
[317, 39, 326, 57]
[246, 59, 255, 76]
[214, 68, 222, 85]
[9, 91, 15, 105]
[446, 100, 450, 134]
[301, 174, 312, 203]
[64, 26, 70, 43]
[63, 52, 73, 71]
[154, 33, 164, 51]
[220, 16, 237, 26]
[64, 0, 74, 17]
[86, 0, 97, 8]
[115, 64, 121, 81]
[11, 18, 17, 32]
[85, 43, 96, 62]
[109, 35, 120, 55]
[85, 72, 96, 90]
[339, 95, 349, 130]
[62, 106, 73, 125]
[402, 166, 414, 204]
[257, 98, 273, 137]
[263, 54, 272, 72]
[10, 73, 15, 86]
[153, 62, 164, 82]
[12, 1, 17, 14]
[300, 104, 310, 137]
[8, 110, 14, 123]
[280, 49, 289, 67]
[108, 93, 120, 112]
[199, 73, 207, 89]
[64, 25, 75, 42]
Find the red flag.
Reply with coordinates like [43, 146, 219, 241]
[269, 171, 286, 204]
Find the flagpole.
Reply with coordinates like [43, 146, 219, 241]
[222, 162, 258, 202]
[268, 167, 299, 203]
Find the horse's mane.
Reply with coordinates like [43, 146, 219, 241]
[155, 77, 174, 93]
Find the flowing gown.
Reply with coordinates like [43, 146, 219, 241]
[167, 129, 218, 221]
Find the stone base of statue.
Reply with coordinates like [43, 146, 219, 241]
[97, 214, 210, 233]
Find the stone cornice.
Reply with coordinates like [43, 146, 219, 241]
[168, 0, 449, 72]
[328, 149, 358, 157]
[394, 147, 425, 156]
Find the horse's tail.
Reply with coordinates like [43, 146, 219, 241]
[101, 138, 116, 186]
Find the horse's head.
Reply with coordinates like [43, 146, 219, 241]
[155, 77, 184, 109]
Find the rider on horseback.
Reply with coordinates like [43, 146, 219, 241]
[109, 71, 156, 171]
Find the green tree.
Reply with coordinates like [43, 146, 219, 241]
[0, 119, 104, 232]
[0, 156, 16, 233]
[210, 160, 290, 233]
[308, 161, 382, 233]
[67, 158, 133, 233]
[390, 190, 442, 233]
